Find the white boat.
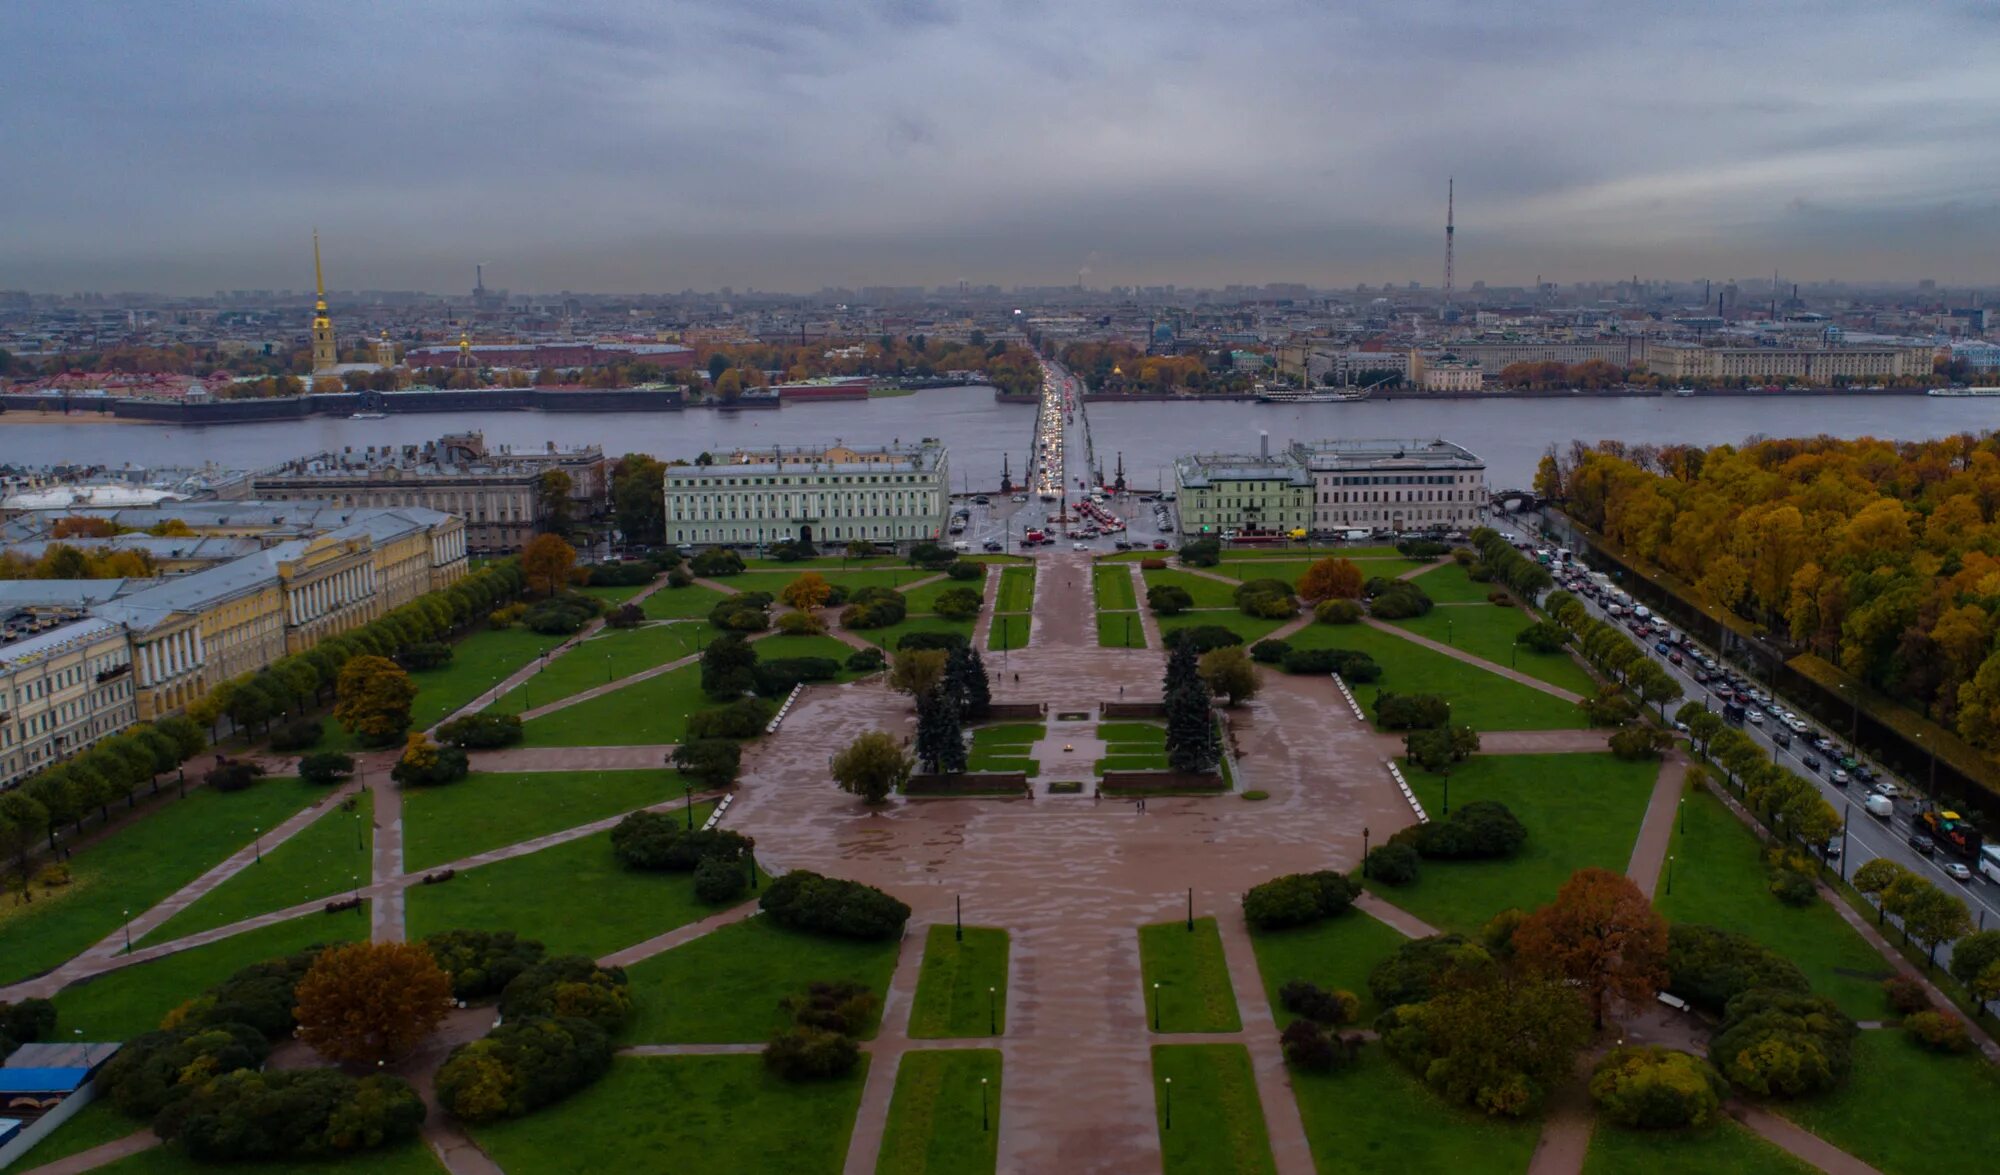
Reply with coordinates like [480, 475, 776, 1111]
[349, 411, 388, 419]
[1672, 387, 1695, 397]
[1926, 388, 2000, 398]
[1257, 387, 1369, 404]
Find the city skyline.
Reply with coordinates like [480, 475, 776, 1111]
[4, 1, 1999, 293]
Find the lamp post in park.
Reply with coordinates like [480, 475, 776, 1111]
[988, 986, 998, 1035]
[1152, 982, 1161, 1031]
[980, 1077, 990, 1131]
[1163, 1076, 1173, 1130]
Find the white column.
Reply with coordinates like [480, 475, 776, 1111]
[192, 627, 205, 665]
[138, 645, 153, 686]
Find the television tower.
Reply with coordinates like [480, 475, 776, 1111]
[1442, 178, 1455, 315]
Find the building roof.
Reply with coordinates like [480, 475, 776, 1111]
[4, 536, 264, 565]
[0, 581, 129, 610]
[1293, 438, 1484, 470]
[0, 1069, 88, 1093]
[6, 1043, 119, 1069]
[1172, 454, 1311, 488]
[0, 617, 123, 669]
[92, 549, 288, 632]
[0, 485, 188, 510]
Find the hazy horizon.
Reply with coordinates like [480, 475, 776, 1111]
[6, 0, 1999, 295]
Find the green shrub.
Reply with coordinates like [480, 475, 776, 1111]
[609, 812, 755, 871]
[205, 759, 267, 793]
[1161, 625, 1241, 654]
[689, 549, 745, 577]
[1315, 598, 1363, 624]
[845, 647, 886, 673]
[1179, 538, 1222, 567]
[1280, 1019, 1361, 1071]
[683, 697, 777, 739]
[297, 751, 356, 787]
[1279, 981, 1360, 1025]
[1372, 691, 1450, 730]
[1240, 789, 1269, 801]
[897, 630, 968, 652]
[99, 1023, 273, 1118]
[1367, 934, 1480, 1009]
[153, 1068, 425, 1161]
[398, 641, 454, 671]
[933, 587, 984, 619]
[1249, 639, 1291, 664]
[1280, 647, 1381, 681]
[1147, 584, 1193, 615]
[268, 719, 324, 753]
[1589, 1046, 1726, 1129]
[693, 855, 750, 904]
[763, 1027, 861, 1081]
[1707, 989, 1855, 1099]
[423, 929, 547, 1001]
[1881, 976, 1933, 1016]
[499, 956, 633, 1031]
[753, 657, 841, 697]
[759, 870, 910, 940]
[1415, 800, 1526, 860]
[1241, 870, 1359, 930]
[946, 560, 983, 581]
[1904, 1010, 1972, 1053]
[1664, 924, 1811, 1015]
[1364, 842, 1420, 886]
[776, 611, 825, 636]
[435, 1015, 613, 1124]
[437, 712, 524, 749]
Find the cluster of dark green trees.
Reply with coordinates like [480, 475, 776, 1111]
[436, 955, 632, 1124]
[914, 645, 992, 774]
[1468, 528, 1555, 600]
[1162, 640, 1219, 774]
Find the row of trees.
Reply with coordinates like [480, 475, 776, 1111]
[1, 716, 209, 890]
[1059, 342, 1255, 396]
[0, 542, 156, 580]
[1541, 435, 2000, 759]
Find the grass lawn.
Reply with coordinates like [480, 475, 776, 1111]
[96, 1137, 442, 1174]
[1363, 754, 1659, 933]
[56, 907, 367, 1040]
[756, 635, 878, 681]
[1249, 909, 1414, 1028]
[743, 567, 917, 591]
[403, 625, 567, 733]
[619, 915, 901, 1043]
[403, 813, 720, 959]
[1098, 722, 1165, 746]
[996, 565, 1036, 612]
[968, 725, 1041, 774]
[855, 614, 977, 651]
[401, 770, 689, 872]
[908, 925, 1010, 1038]
[142, 791, 373, 945]
[1097, 723, 1169, 772]
[1286, 622, 1589, 730]
[1093, 564, 1138, 611]
[471, 1054, 866, 1175]
[19, 1096, 148, 1166]
[1097, 612, 1145, 648]
[1139, 918, 1241, 1033]
[1583, 1119, 1815, 1175]
[988, 613, 1032, 651]
[1155, 611, 1292, 649]
[1217, 545, 1405, 560]
[1291, 1045, 1540, 1175]
[900, 577, 979, 614]
[578, 581, 651, 604]
[0, 776, 330, 987]
[639, 583, 731, 619]
[1217, 558, 1432, 586]
[1781, 1029, 2000, 1175]
[1152, 1044, 1275, 1175]
[1391, 603, 1595, 696]
[1143, 568, 1240, 609]
[488, 622, 717, 712]
[519, 661, 708, 746]
[877, 1049, 1002, 1175]
[1408, 561, 1503, 604]
[743, 554, 904, 570]
[1655, 788, 1891, 1018]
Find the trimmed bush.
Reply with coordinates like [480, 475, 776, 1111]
[1280, 1019, 1359, 1071]
[437, 713, 525, 750]
[1249, 639, 1291, 664]
[436, 1015, 615, 1123]
[946, 560, 983, 581]
[683, 697, 777, 740]
[1372, 691, 1450, 730]
[298, 751, 356, 787]
[99, 1023, 273, 1118]
[845, 647, 886, 673]
[1589, 1046, 1725, 1129]
[1365, 579, 1433, 619]
[1367, 934, 1479, 1010]
[689, 548, 745, 577]
[205, 759, 267, 793]
[753, 657, 841, 698]
[759, 870, 910, 940]
[764, 1027, 861, 1081]
[1146, 584, 1193, 616]
[1279, 647, 1381, 681]
[424, 930, 547, 1002]
[897, 630, 968, 652]
[933, 586, 984, 620]
[399, 641, 454, 671]
[500, 956, 633, 1031]
[1315, 598, 1363, 624]
[1414, 800, 1526, 860]
[780, 981, 880, 1037]
[1664, 924, 1810, 1015]
[1364, 842, 1420, 887]
[776, 611, 826, 636]
[1241, 870, 1360, 930]
[1882, 975, 1933, 1016]
[610, 812, 755, 871]
[1707, 989, 1855, 1099]
[1178, 538, 1222, 567]
[1905, 1010, 1972, 1053]
[1279, 981, 1360, 1026]
[694, 854, 751, 903]
[1161, 625, 1241, 654]
[269, 719, 324, 753]
[153, 1068, 425, 1161]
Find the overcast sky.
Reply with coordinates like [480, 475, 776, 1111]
[5, 0, 1999, 294]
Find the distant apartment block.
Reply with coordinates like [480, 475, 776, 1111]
[251, 432, 603, 553]
[663, 441, 950, 548]
[1642, 342, 1932, 383]
[0, 617, 136, 786]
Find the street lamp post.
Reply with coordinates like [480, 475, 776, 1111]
[1186, 887, 1193, 932]
[1442, 775, 1450, 818]
[981, 1076, 990, 1131]
[1361, 826, 1370, 876]
[1152, 982, 1161, 1031]
[122, 909, 132, 954]
[956, 894, 963, 943]
[253, 827, 261, 864]
[988, 985, 997, 1035]
[684, 783, 694, 831]
[1163, 1076, 1173, 1130]
[1677, 797, 1685, 835]
[1665, 854, 1675, 895]
[1840, 803, 1851, 882]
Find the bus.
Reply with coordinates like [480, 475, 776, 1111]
[1980, 843, 2000, 885]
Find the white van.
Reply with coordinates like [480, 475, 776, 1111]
[1864, 794, 1894, 820]
[1342, 529, 1370, 542]
[951, 540, 971, 553]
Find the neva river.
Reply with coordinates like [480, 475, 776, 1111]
[2, 390, 1996, 491]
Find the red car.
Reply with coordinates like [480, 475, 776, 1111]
[1152, 539, 1169, 550]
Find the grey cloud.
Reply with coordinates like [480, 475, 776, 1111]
[1, 0, 1997, 292]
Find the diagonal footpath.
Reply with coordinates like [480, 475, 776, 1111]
[1361, 617, 1585, 703]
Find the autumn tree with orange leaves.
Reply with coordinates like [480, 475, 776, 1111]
[294, 941, 453, 1065]
[1511, 867, 1667, 1028]
[1297, 557, 1364, 604]
[520, 533, 576, 598]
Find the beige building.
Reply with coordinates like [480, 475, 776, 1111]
[1296, 439, 1486, 532]
[0, 618, 136, 787]
[252, 433, 601, 554]
[1643, 342, 1933, 383]
[1412, 357, 1485, 391]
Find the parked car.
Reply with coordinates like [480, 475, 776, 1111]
[1944, 862, 1973, 883]
[1908, 832, 1936, 856]
[1802, 754, 1821, 772]
[982, 540, 1004, 552]
[1152, 539, 1169, 550]
[1871, 781, 1901, 799]
[1747, 710, 1764, 725]
[1830, 768, 1849, 786]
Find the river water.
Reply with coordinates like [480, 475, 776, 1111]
[1, 390, 1994, 491]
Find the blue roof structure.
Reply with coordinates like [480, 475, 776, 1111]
[0, 1068, 87, 1094]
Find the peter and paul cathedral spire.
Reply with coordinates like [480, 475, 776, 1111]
[310, 229, 337, 375]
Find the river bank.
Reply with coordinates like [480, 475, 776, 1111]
[0, 409, 139, 425]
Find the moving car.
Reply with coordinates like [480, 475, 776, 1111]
[1872, 781, 1902, 799]
[1802, 754, 1821, 772]
[1944, 862, 1973, 883]
[1908, 832, 1936, 856]
[1830, 769, 1849, 785]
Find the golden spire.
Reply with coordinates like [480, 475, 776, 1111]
[312, 229, 327, 312]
